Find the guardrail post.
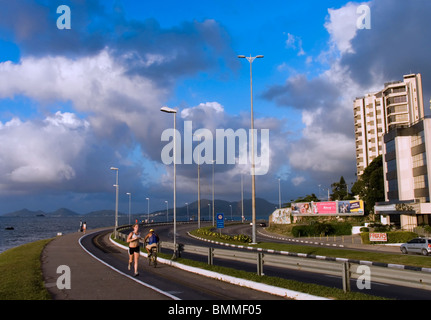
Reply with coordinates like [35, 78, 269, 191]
[208, 247, 214, 265]
[257, 252, 264, 276]
[342, 262, 351, 293]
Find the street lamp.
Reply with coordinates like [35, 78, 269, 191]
[185, 202, 189, 221]
[229, 204, 232, 220]
[126, 192, 131, 225]
[146, 197, 150, 223]
[238, 54, 264, 244]
[278, 179, 281, 209]
[110, 167, 119, 238]
[208, 203, 211, 221]
[211, 159, 215, 226]
[165, 200, 169, 222]
[160, 106, 178, 258]
[194, 133, 203, 229]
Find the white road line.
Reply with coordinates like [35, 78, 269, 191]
[79, 231, 181, 300]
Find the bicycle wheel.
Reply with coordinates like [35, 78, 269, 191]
[152, 247, 157, 268]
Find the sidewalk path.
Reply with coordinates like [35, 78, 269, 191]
[41, 228, 171, 300]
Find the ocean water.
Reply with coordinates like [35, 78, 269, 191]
[0, 214, 267, 254]
[0, 215, 132, 254]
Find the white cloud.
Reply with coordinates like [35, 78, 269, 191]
[324, 2, 362, 54]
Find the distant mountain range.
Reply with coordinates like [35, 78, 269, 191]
[0, 198, 277, 219]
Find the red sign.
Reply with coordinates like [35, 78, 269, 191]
[369, 233, 387, 241]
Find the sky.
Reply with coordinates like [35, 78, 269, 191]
[0, 0, 430, 215]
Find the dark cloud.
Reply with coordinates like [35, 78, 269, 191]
[341, 0, 431, 105]
[0, 0, 237, 85]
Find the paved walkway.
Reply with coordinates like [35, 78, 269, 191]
[41, 228, 171, 300]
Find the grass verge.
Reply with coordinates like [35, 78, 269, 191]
[0, 239, 53, 300]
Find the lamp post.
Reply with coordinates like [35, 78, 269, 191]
[211, 159, 215, 226]
[185, 202, 189, 221]
[110, 167, 119, 238]
[278, 179, 281, 209]
[238, 54, 263, 244]
[126, 192, 131, 225]
[161, 106, 177, 258]
[241, 174, 244, 223]
[208, 203, 211, 221]
[165, 200, 169, 222]
[229, 204, 232, 220]
[194, 133, 202, 229]
[146, 197, 150, 223]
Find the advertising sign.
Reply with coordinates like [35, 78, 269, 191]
[369, 233, 387, 242]
[291, 200, 364, 216]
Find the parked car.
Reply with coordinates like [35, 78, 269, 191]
[259, 222, 267, 227]
[400, 237, 431, 256]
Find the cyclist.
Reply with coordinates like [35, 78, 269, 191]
[144, 228, 159, 257]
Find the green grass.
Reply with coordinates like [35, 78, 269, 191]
[0, 239, 53, 300]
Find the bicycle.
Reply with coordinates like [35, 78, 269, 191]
[148, 246, 157, 268]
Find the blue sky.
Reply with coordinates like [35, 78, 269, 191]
[0, 0, 430, 215]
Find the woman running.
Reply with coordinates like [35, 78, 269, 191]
[127, 223, 141, 276]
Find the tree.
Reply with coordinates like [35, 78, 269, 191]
[330, 176, 354, 200]
[351, 155, 384, 214]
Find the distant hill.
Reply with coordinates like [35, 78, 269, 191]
[84, 210, 126, 217]
[0, 198, 275, 220]
[2, 208, 47, 217]
[48, 208, 80, 217]
[160, 198, 276, 221]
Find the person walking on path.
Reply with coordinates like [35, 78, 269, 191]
[127, 223, 141, 276]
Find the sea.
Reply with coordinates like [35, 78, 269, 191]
[0, 213, 267, 254]
[0, 215, 135, 254]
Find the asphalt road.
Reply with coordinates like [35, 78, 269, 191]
[80, 228, 287, 301]
[146, 222, 431, 300]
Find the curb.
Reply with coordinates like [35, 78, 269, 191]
[109, 236, 330, 300]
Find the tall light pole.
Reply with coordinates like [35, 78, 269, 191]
[208, 203, 211, 221]
[211, 159, 215, 226]
[126, 192, 132, 225]
[165, 200, 169, 222]
[278, 179, 281, 209]
[146, 197, 150, 223]
[229, 204, 232, 220]
[161, 105, 178, 258]
[110, 167, 119, 238]
[241, 174, 244, 223]
[194, 133, 202, 229]
[185, 202, 189, 221]
[238, 54, 263, 244]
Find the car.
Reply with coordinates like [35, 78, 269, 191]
[400, 237, 431, 256]
[259, 222, 267, 227]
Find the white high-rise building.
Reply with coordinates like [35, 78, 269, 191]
[354, 73, 425, 176]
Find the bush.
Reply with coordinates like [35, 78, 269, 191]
[291, 221, 352, 237]
[195, 227, 252, 243]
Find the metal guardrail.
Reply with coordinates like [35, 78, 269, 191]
[113, 224, 431, 292]
[159, 241, 431, 293]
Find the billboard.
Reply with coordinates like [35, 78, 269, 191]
[291, 200, 364, 216]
